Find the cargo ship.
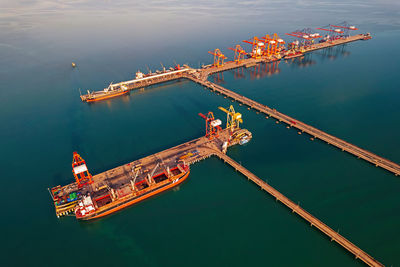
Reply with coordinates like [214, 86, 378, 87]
[49, 152, 190, 220]
[80, 84, 129, 102]
[80, 65, 189, 103]
[75, 163, 189, 220]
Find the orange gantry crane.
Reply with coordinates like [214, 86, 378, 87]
[243, 37, 264, 59]
[198, 111, 222, 140]
[228, 45, 247, 64]
[72, 152, 93, 188]
[208, 48, 227, 67]
[260, 33, 285, 58]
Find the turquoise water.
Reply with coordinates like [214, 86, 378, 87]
[1, 1, 400, 266]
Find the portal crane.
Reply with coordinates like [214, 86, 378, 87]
[331, 22, 358, 37]
[286, 29, 320, 48]
[72, 152, 93, 188]
[198, 112, 222, 140]
[316, 25, 344, 41]
[260, 33, 285, 58]
[218, 105, 242, 133]
[208, 49, 227, 68]
[228, 45, 247, 64]
[243, 37, 264, 59]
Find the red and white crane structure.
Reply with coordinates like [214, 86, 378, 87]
[198, 112, 222, 140]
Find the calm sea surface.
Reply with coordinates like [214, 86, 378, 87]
[1, 1, 400, 266]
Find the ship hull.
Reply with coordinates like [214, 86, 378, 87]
[83, 90, 129, 102]
[77, 169, 190, 220]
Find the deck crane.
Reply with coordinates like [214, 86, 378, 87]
[147, 163, 159, 185]
[198, 112, 222, 140]
[72, 152, 93, 188]
[243, 37, 264, 59]
[228, 45, 247, 64]
[208, 49, 227, 68]
[130, 167, 140, 191]
[160, 62, 166, 72]
[218, 105, 242, 133]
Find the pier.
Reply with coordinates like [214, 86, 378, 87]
[59, 31, 394, 265]
[185, 75, 400, 176]
[80, 33, 369, 102]
[212, 150, 383, 267]
[52, 125, 384, 266]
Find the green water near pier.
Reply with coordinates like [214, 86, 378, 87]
[1, 1, 400, 266]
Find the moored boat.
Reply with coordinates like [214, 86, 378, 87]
[81, 84, 129, 102]
[75, 163, 190, 220]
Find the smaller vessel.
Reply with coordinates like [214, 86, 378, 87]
[363, 33, 372, 40]
[230, 128, 252, 145]
[239, 136, 250, 145]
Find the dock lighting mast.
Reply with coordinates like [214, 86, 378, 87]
[208, 49, 227, 68]
[72, 152, 93, 188]
[243, 37, 264, 59]
[218, 105, 243, 133]
[228, 45, 247, 64]
[199, 112, 222, 140]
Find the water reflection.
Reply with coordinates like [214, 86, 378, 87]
[286, 54, 316, 69]
[213, 72, 225, 84]
[249, 61, 281, 80]
[315, 44, 351, 61]
[285, 44, 351, 69]
[211, 61, 281, 83]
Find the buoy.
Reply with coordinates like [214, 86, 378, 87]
[72, 62, 76, 68]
